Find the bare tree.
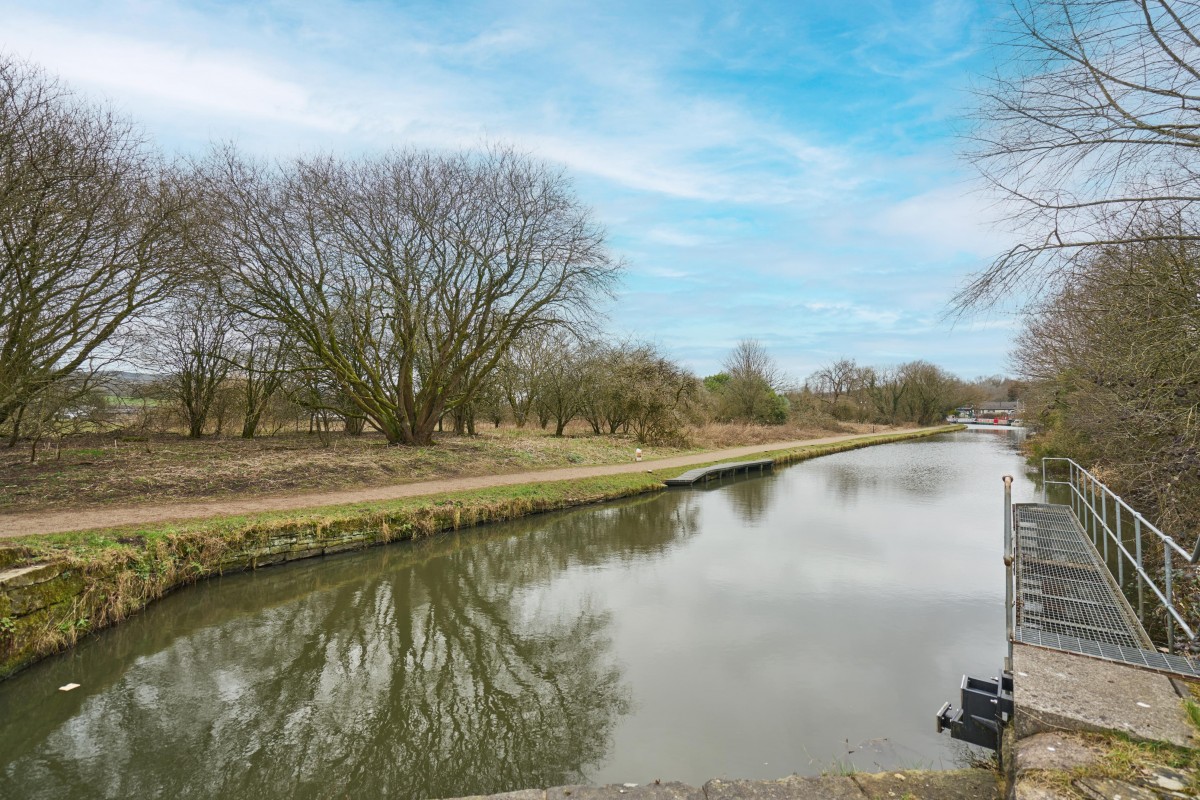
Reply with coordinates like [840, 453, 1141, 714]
[1017, 231, 1200, 535]
[231, 321, 293, 439]
[16, 373, 110, 462]
[962, 1, 1200, 308]
[622, 344, 698, 444]
[497, 330, 556, 428]
[861, 366, 909, 424]
[142, 290, 236, 438]
[718, 339, 788, 423]
[535, 331, 587, 436]
[807, 357, 859, 408]
[200, 145, 619, 446]
[897, 360, 967, 425]
[0, 57, 189, 433]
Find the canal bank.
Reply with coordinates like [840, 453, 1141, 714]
[2, 426, 1026, 798]
[0, 426, 957, 680]
[443, 769, 1001, 799]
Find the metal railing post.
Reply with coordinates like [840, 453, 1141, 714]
[1135, 516, 1145, 624]
[1004, 475, 1015, 673]
[1041, 459, 1047, 504]
[1091, 480, 1099, 546]
[1166, 548, 1175, 653]
[1075, 462, 1084, 520]
[1116, 504, 1124, 588]
[1102, 489, 1109, 565]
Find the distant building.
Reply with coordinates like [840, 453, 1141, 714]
[978, 401, 1022, 417]
[946, 401, 1024, 425]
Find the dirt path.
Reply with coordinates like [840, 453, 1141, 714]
[0, 430, 935, 538]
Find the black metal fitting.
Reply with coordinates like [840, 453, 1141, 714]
[935, 669, 1013, 752]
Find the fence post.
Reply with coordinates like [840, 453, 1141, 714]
[1041, 459, 1047, 504]
[1004, 475, 1015, 673]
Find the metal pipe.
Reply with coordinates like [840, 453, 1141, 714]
[1041, 458, 1047, 504]
[1166, 547, 1175, 653]
[1004, 475, 1014, 672]
[1116, 504, 1124, 588]
[1102, 487, 1109, 564]
[1135, 516, 1145, 625]
[1073, 462, 1079, 516]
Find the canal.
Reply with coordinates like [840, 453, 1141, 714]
[0, 429, 1036, 799]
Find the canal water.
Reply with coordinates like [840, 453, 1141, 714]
[0, 429, 1036, 799]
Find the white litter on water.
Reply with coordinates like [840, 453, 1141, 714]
[58, 683, 80, 692]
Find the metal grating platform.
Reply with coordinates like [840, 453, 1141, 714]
[1013, 503, 1200, 678]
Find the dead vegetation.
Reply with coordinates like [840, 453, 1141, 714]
[0, 421, 878, 515]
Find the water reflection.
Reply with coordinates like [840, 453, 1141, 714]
[0, 492, 703, 800]
[689, 471, 778, 524]
[0, 430, 1037, 798]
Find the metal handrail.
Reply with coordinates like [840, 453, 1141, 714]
[1041, 457, 1197, 651]
[1003, 475, 1014, 673]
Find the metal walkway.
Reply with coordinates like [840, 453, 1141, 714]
[1013, 503, 1200, 678]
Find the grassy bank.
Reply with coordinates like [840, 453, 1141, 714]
[0, 425, 959, 679]
[0, 421, 878, 514]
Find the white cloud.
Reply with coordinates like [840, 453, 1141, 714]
[4, 15, 348, 132]
[867, 185, 1015, 258]
[801, 301, 904, 328]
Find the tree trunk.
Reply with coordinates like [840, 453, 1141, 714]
[242, 409, 262, 439]
[6, 404, 24, 447]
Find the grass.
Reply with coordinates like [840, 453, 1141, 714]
[1023, 732, 1200, 797]
[0, 425, 958, 678]
[0, 420, 879, 514]
[1188, 698, 1200, 731]
[6, 428, 958, 559]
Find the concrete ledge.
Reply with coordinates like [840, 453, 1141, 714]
[0, 563, 61, 588]
[704, 775, 863, 799]
[441, 770, 1000, 800]
[1012, 645, 1198, 748]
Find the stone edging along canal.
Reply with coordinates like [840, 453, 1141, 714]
[0, 425, 961, 680]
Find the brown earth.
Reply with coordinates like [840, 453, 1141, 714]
[0, 429, 927, 538]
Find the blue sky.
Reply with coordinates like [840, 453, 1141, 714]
[0, 0, 1021, 381]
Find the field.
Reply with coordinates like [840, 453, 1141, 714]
[0, 421, 887, 515]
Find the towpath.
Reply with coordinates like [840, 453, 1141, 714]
[0, 428, 943, 538]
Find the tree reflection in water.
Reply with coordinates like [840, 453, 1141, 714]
[0, 492, 698, 800]
[711, 472, 778, 524]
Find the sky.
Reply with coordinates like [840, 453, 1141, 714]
[0, 0, 1023, 381]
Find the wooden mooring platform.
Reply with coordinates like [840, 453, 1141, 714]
[662, 459, 773, 486]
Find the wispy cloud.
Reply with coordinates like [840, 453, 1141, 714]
[0, 0, 1014, 378]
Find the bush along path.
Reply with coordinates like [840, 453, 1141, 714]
[0, 426, 959, 679]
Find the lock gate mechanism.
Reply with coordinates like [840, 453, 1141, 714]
[935, 670, 1013, 752]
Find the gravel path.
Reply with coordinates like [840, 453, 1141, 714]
[0, 431, 930, 538]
